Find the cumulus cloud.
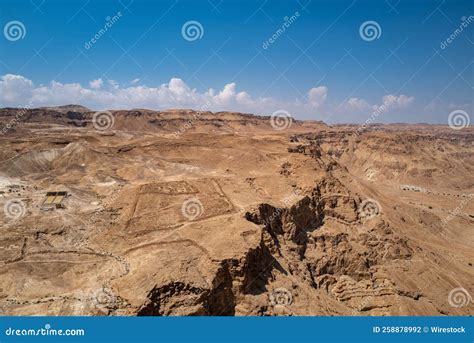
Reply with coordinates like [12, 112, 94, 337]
[107, 79, 119, 89]
[336, 94, 415, 123]
[341, 94, 414, 114]
[379, 94, 414, 111]
[344, 97, 371, 112]
[0, 74, 34, 102]
[307, 86, 327, 108]
[89, 78, 103, 89]
[0, 74, 416, 122]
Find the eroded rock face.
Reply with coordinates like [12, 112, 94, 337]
[137, 281, 227, 316]
[238, 176, 415, 314]
[136, 241, 279, 316]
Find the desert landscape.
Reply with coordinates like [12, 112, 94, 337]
[0, 106, 472, 316]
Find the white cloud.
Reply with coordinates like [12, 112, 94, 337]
[332, 93, 417, 124]
[214, 83, 236, 104]
[307, 86, 327, 108]
[345, 97, 371, 112]
[0, 74, 417, 123]
[341, 94, 414, 115]
[0, 74, 34, 103]
[379, 94, 414, 111]
[89, 78, 103, 89]
[130, 78, 140, 85]
[107, 79, 119, 89]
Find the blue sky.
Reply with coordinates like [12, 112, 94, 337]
[0, 0, 472, 123]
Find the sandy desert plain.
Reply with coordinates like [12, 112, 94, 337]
[0, 105, 472, 316]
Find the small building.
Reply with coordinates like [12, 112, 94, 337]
[41, 191, 68, 210]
